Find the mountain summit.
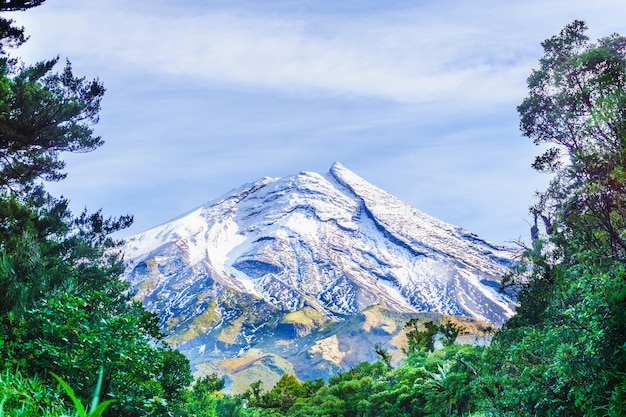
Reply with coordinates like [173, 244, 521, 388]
[123, 162, 516, 388]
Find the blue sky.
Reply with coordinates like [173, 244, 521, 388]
[8, 0, 626, 243]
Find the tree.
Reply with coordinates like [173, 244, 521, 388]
[0, 192, 132, 318]
[512, 19, 626, 324]
[0, 3, 195, 416]
[0, 1, 46, 11]
[261, 374, 306, 413]
[0, 57, 105, 190]
[0, 2, 104, 191]
[404, 318, 438, 353]
[180, 373, 227, 417]
[483, 21, 626, 416]
[404, 318, 463, 353]
[373, 344, 393, 370]
[0, 1, 46, 55]
[518, 19, 626, 261]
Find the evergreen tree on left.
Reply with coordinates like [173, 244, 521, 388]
[0, 4, 193, 417]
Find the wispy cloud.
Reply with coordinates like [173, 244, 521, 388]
[16, 0, 626, 108]
[14, 1, 544, 105]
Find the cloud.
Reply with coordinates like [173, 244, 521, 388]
[130, 15, 532, 105]
[13, 1, 542, 106]
[17, 1, 626, 92]
[15, 0, 626, 109]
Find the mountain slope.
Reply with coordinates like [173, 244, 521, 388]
[122, 162, 516, 388]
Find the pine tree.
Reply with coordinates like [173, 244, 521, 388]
[0, 3, 194, 415]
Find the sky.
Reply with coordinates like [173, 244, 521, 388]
[6, 0, 626, 244]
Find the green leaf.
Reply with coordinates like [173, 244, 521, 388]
[86, 399, 115, 417]
[51, 372, 87, 417]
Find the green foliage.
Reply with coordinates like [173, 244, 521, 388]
[0, 368, 69, 416]
[0, 192, 132, 318]
[481, 20, 626, 416]
[0, 17, 26, 54]
[245, 373, 315, 414]
[0, 1, 47, 12]
[265, 374, 301, 412]
[0, 3, 194, 416]
[52, 367, 114, 417]
[1, 289, 193, 416]
[518, 20, 626, 261]
[483, 261, 626, 416]
[0, 191, 185, 415]
[181, 373, 226, 417]
[373, 343, 393, 370]
[228, 344, 485, 417]
[0, 55, 105, 189]
[1, 9, 621, 417]
[405, 318, 464, 353]
[0, 1, 45, 56]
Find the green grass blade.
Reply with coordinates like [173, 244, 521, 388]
[89, 365, 105, 412]
[87, 399, 115, 417]
[51, 372, 87, 417]
[0, 393, 7, 417]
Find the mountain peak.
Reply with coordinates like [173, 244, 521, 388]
[329, 160, 348, 173]
[122, 163, 516, 388]
[125, 162, 515, 321]
[328, 161, 373, 190]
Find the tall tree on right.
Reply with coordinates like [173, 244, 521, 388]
[483, 21, 626, 416]
[518, 19, 626, 261]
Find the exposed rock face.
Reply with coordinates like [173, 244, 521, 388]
[122, 162, 516, 389]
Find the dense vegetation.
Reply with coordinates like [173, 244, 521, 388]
[0, 3, 194, 416]
[0, 2, 623, 416]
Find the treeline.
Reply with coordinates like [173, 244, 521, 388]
[0, 2, 624, 415]
[193, 320, 486, 417]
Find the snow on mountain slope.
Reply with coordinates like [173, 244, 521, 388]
[124, 162, 516, 328]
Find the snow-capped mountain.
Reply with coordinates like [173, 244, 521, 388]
[122, 162, 516, 388]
